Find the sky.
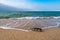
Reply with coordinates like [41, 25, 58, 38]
[0, 0, 60, 11]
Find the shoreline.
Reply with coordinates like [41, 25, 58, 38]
[0, 17, 60, 32]
[0, 26, 32, 32]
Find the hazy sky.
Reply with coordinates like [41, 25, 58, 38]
[0, 0, 60, 11]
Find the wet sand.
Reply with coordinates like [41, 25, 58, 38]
[0, 27, 60, 40]
[0, 18, 60, 30]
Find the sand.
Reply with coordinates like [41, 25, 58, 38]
[0, 18, 60, 40]
[0, 27, 60, 40]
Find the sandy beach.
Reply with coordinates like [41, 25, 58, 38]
[0, 27, 60, 40]
[0, 18, 60, 40]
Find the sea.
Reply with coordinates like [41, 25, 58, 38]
[0, 11, 60, 32]
[0, 11, 60, 17]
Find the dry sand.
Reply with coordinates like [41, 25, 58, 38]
[0, 27, 60, 40]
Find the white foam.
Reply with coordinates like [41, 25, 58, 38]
[0, 26, 14, 29]
[0, 26, 32, 32]
[21, 17, 40, 19]
[17, 17, 60, 19]
[52, 16, 60, 18]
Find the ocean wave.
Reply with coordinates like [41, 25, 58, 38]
[11, 16, 60, 19]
